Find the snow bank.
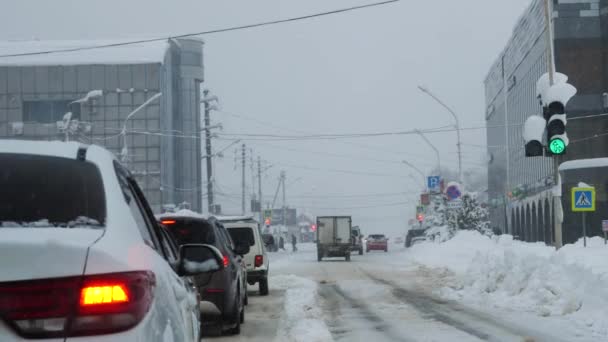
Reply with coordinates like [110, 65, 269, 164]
[409, 231, 608, 338]
[272, 275, 333, 342]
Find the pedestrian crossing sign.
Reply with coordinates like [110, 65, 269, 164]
[572, 187, 596, 212]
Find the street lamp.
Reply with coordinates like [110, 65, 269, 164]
[417, 85, 462, 183]
[120, 92, 162, 162]
[414, 129, 441, 176]
[63, 90, 104, 142]
[402, 160, 426, 189]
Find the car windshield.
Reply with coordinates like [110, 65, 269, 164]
[163, 219, 215, 246]
[0, 154, 105, 228]
[227, 227, 255, 247]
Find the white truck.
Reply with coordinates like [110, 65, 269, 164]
[316, 216, 353, 262]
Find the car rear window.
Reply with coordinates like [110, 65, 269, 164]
[163, 218, 216, 245]
[227, 227, 255, 247]
[0, 153, 106, 227]
[369, 234, 385, 240]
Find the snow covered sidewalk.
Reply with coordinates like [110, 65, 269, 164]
[271, 274, 333, 342]
[406, 231, 608, 340]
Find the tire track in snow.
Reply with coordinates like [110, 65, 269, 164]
[318, 283, 414, 342]
[360, 268, 565, 342]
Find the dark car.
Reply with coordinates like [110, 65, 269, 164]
[405, 228, 427, 247]
[159, 214, 249, 335]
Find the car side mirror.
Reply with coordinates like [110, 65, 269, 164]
[234, 243, 250, 256]
[178, 244, 223, 276]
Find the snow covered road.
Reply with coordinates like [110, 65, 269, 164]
[206, 241, 598, 341]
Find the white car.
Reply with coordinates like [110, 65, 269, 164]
[221, 216, 270, 296]
[0, 140, 223, 341]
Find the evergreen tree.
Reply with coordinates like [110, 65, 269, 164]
[447, 193, 491, 235]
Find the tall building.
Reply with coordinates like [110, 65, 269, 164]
[0, 38, 205, 213]
[485, 0, 608, 244]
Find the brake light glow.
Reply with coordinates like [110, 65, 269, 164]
[223, 255, 229, 268]
[161, 220, 176, 225]
[81, 284, 129, 306]
[254, 255, 264, 267]
[0, 271, 155, 339]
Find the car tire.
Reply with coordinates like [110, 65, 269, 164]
[244, 291, 249, 306]
[226, 300, 242, 335]
[384, 248, 388, 252]
[317, 249, 323, 262]
[345, 253, 351, 262]
[358, 247, 363, 255]
[240, 305, 245, 324]
[259, 277, 269, 296]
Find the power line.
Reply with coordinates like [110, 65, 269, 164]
[290, 201, 412, 210]
[0, 0, 399, 59]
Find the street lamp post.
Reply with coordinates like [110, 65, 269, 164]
[63, 90, 104, 142]
[402, 160, 426, 190]
[417, 85, 462, 183]
[414, 129, 441, 176]
[120, 92, 162, 162]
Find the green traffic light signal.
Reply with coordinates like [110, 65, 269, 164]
[549, 138, 566, 155]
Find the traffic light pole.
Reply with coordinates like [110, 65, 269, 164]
[203, 90, 214, 214]
[258, 157, 263, 223]
[544, 0, 563, 249]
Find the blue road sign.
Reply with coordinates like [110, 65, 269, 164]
[427, 176, 441, 192]
[446, 185, 462, 201]
[572, 187, 596, 212]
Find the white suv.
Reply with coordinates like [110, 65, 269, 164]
[0, 140, 223, 341]
[221, 216, 270, 295]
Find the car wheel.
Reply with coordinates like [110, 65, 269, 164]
[226, 299, 242, 335]
[345, 253, 351, 262]
[359, 247, 363, 255]
[384, 248, 388, 252]
[244, 291, 249, 306]
[240, 305, 245, 324]
[259, 277, 269, 296]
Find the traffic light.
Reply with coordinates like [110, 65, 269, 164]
[311, 224, 317, 232]
[525, 72, 577, 157]
[416, 213, 424, 222]
[543, 82, 575, 155]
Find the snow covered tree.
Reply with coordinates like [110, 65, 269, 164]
[447, 193, 491, 235]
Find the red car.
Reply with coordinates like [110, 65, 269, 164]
[366, 234, 388, 252]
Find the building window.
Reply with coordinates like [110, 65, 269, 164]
[22, 100, 80, 123]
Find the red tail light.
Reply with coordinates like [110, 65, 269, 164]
[161, 220, 176, 225]
[223, 255, 229, 268]
[204, 288, 225, 294]
[254, 255, 264, 268]
[0, 271, 155, 339]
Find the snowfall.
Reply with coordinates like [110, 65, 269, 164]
[268, 230, 608, 341]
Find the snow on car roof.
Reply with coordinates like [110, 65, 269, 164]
[559, 158, 608, 171]
[216, 215, 256, 222]
[156, 209, 208, 221]
[0, 139, 83, 159]
[0, 39, 170, 66]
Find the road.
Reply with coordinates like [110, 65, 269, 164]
[207, 243, 577, 342]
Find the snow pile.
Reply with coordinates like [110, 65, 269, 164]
[409, 231, 608, 338]
[272, 275, 332, 342]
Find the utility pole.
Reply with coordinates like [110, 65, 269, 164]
[281, 171, 287, 228]
[258, 156, 263, 223]
[543, 0, 562, 249]
[241, 143, 247, 215]
[203, 89, 214, 214]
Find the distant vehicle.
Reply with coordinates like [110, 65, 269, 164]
[262, 233, 278, 252]
[221, 216, 270, 296]
[317, 216, 353, 261]
[158, 212, 249, 335]
[367, 234, 388, 252]
[0, 140, 217, 341]
[406, 228, 427, 247]
[394, 237, 404, 244]
[350, 225, 364, 255]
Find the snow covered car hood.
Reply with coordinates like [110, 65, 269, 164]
[0, 228, 103, 282]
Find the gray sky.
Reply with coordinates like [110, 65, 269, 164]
[0, 0, 531, 237]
